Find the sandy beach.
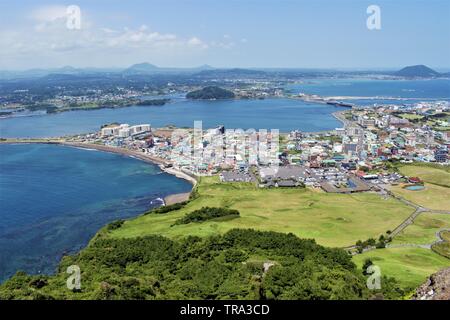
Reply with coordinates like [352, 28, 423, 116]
[164, 192, 191, 205]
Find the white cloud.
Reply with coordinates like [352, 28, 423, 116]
[30, 5, 68, 22]
[0, 6, 242, 68]
[188, 37, 209, 49]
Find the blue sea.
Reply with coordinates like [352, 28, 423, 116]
[0, 143, 192, 282]
[286, 78, 450, 106]
[0, 98, 345, 138]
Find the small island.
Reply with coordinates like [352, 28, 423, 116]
[186, 86, 235, 100]
[394, 65, 441, 78]
[134, 98, 170, 106]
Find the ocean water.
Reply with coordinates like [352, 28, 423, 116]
[0, 143, 192, 282]
[286, 78, 450, 99]
[0, 98, 345, 138]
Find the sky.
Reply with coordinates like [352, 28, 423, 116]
[0, 0, 449, 70]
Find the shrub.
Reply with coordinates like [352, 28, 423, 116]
[107, 220, 124, 231]
[174, 207, 240, 225]
[144, 202, 187, 215]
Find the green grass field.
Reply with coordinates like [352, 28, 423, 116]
[398, 165, 450, 188]
[432, 231, 450, 259]
[398, 113, 424, 120]
[442, 231, 450, 242]
[352, 247, 450, 290]
[390, 183, 450, 211]
[393, 212, 450, 245]
[109, 176, 413, 247]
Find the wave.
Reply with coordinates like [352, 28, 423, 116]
[150, 197, 165, 206]
[72, 147, 99, 152]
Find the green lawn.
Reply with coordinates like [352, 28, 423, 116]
[390, 183, 450, 211]
[352, 247, 450, 290]
[398, 113, 424, 120]
[110, 176, 413, 247]
[398, 165, 450, 188]
[432, 231, 450, 259]
[393, 212, 450, 245]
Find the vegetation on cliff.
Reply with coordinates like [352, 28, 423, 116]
[186, 86, 235, 100]
[0, 229, 403, 300]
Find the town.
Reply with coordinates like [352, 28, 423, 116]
[60, 98, 449, 195]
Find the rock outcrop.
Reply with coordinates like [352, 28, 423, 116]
[412, 267, 450, 300]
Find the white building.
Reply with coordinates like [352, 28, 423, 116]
[101, 123, 151, 137]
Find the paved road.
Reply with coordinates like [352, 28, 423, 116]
[345, 185, 449, 254]
[387, 228, 450, 250]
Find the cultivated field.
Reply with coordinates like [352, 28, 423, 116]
[110, 176, 413, 247]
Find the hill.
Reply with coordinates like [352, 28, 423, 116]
[194, 68, 267, 79]
[123, 62, 160, 75]
[122, 63, 216, 75]
[110, 176, 412, 248]
[395, 65, 441, 78]
[186, 86, 235, 100]
[0, 229, 401, 300]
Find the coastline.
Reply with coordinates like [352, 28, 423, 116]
[332, 110, 347, 127]
[0, 140, 197, 282]
[61, 142, 198, 188]
[0, 140, 198, 205]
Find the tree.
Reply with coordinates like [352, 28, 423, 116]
[362, 259, 373, 276]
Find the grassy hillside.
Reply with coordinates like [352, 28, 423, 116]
[368, 171, 450, 290]
[393, 212, 450, 245]
[432, 231, 450, 259]
[353, 247, 450, 291]
[0, 229, 380, 300]
[398, 164, 450, 188]
[110, 176, 413, 247]
[389, 183, 450, 211]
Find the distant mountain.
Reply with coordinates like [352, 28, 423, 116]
[123, 63, 160, 75]
[186, 86, 235, 100]
[196, 64, 214, 70]
[395, 65, 441, 78]
[194, 68, 267, 78]
[122, 62, 215, 75]
[0, 66, 123, 80]
[190, 64, 215, 72]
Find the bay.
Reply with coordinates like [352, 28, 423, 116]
[0, 98, 345, 138]
[0, 143, 192, 282]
